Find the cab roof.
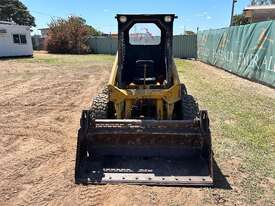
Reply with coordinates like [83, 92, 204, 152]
[116, 14, 177, 19]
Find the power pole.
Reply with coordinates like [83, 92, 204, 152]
[230, 0, 238, 26]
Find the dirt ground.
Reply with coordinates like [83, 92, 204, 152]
[0, 53, 274, 206]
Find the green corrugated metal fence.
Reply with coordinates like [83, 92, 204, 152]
[173, 35, 197, 59]
[89, 37, 117, 54]
[88, 35, 197, 58]
[198, 20, 275, 88]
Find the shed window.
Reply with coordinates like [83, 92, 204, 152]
[0, 29, 7, 33]
[20, 35, 27, 44]
[13, 34, 27, 44]
[13, 34, 20, 44]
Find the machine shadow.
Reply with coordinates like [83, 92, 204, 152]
[213, 158, 231, 189]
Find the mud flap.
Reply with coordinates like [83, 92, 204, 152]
[75, 110, 213, 186]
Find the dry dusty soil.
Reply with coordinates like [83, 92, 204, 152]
[0, 52, 274, 206]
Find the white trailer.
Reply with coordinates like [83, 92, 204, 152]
[0, 21, 33, 57]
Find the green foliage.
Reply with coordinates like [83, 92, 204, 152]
[46, 16, 99, 54]
[232, 13, 250, 26]
[184, 30, 196, 35]
[87, 25, 102, 36]
[0, 0, 35, 26]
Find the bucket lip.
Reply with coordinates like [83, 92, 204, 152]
[75, 154, 213, 186]
[76, 175, 213, 186]
[94, 119, 199, 123]
[93, 119, 200, 127]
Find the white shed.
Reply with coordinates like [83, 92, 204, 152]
[0, 21, 33, 57]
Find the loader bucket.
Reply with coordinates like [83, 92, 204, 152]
[75, 110, 213, 186]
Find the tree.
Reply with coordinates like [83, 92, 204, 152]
[87, 25, 102, 36]
[0, 0, 35, 26]
[46, 16, 99, 54]
[232, 14, 250, 26]
[184, 30, 196, 35]
[251, 0, 275, 5]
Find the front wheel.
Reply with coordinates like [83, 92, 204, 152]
[90, 86, 116, 119]
[181, 94, 199, 120]
[173, 85, 199, 120]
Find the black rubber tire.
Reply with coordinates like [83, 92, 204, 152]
[181, 94, 199, 120]
[173, 84, 199, 120]
[90, 87, 115, 119]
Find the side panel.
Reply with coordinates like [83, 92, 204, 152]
[108, 53, 119, 85]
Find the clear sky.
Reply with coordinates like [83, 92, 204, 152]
[21, 0, 252, 35]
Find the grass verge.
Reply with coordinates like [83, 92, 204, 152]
[17, 52, 115, 65]
[176, 59, 275, 205]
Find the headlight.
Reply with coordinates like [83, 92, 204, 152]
[119, 16, 127, 23]
[164, 16, 172, 22]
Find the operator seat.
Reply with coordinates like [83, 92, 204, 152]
[133, 60, 157, 85]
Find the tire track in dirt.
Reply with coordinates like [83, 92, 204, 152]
[0, 59, 208, 206]
[0, 77, 43, 103]
[0, 59, 111, 205]
[0, 80, 83, 107]
[79, 186, 105, 206]
[0, 146, 65, 179]
[0, 79, 33, 92]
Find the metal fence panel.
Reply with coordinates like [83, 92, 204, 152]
[173, 35, 197, 58]
[89, 35, 197, 58]
[89, 37, 118, 55]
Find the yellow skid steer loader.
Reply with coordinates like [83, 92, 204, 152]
[75, 14, 213, 186]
